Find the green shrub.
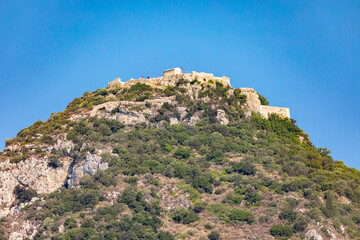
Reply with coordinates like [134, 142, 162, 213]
[293, 215, 308, 232]
[279, 207, 298, 223]
[229, 209, 255, 224]
[64, 218, 77, 229]
[63, 228, 95, 239]
[148, 177, 161, 186]
[164, 86, 177, 96]
[285, 197, 300, 208]
[128, 82, 153, 94]
[174, 147, 191, 159]
[112, 145, 128, 155]
[232, 160, 257, 175]
[79, 189, 100, 207]
[79, 175, 99, 190]
[136, 92, 153, 102]
[48, 156, 63, 168]
[157, 231, 175, 240]
[124, 176, 139, 185]
[208, 231, 220, 240]
[257, 93, 269, 105]
[40, 135, 55, 144]
[222, 192, 242, 205]
[93, 170, 117, 187]
[207, 203, 230, 221]
[81, 218, 95, 228]
[96, 88, 108, 96]
[192, 173, 214, 193]
[244, 186, 261, 206]
[13, 185, 37, 203]
[270, 224, 293, 237]
[162, 143, 173, 153]
[171, 207, 199, 224]
[204, 224, 213, 229]
[193, 201, 207, 213]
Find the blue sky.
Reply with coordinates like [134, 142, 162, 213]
[1, 1, 359, 168]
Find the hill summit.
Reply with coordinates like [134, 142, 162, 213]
[0, 69, 359, 240]
[107, 68, 290, 119]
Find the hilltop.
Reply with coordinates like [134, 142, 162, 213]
[0, 69, 359, 240]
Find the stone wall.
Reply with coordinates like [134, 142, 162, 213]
[239, 88, 290, 119]
[107, 69, 289, 119]
[239, 88, 261, 115]
[107, 69, 231, 89]
[260, 105, 290, 119]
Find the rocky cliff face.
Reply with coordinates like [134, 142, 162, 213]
[0, 156, 70, 217]
[67, 154, 108, 187]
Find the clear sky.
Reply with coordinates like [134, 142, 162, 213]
[1, 1, 359, 168]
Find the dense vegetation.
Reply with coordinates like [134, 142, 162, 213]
[2, 78, 360, 239]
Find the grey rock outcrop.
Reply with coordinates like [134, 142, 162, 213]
[9, 197, 40, 215]
[9, 221, 39, 240]
[67, 154, 108, 186]
[217, 109, 229, 125]
[0, 157, 70, 217]
[107, 77, 122, 88]
[305, 229, 323, 240]
[43, 134, 74, 154]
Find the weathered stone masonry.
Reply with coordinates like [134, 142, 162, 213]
[108, 68, 290, 119]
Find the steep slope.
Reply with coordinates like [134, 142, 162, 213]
[0, 70, 359, 240]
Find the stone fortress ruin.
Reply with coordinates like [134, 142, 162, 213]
[108, 68, 290, 119]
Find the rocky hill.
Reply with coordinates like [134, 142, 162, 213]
[0, 69, 359, 240]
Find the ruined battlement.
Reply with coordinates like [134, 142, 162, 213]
[239, 87, 290, 119]
[260, 105, 290, 119]
[107, 68, 231, 89]
[107, 68, 290, 119]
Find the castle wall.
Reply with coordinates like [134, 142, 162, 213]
[106, 70, 290, 119]
[260, 105, 290, 119]
[108, 70, 231, 89]
[185, 71, 231, 87]
[122, 78, 162, 87]
[239, 88, 261, 113]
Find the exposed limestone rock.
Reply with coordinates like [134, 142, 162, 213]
[8, 221, 39, 240]
[305, 229, 323, 240]
[177, 107, 187, 119]
[216, 109, 229, 125]
[188, 112, 201, 125]
[327, 229, 337, 240]
[169, 117, 179, 125]
[3, 143, 21, 153]
[43, 134, 74, 154]
[4, 134, 74, 154]
[67, 154, 108, 186]
[69, 114, 85, 121]
[58, 224, 65, 234]
[107, 77, 122, 88]
[0, 157, 70, 217]
[89, 97, 176, 125]
[9, 197, 40, 215]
